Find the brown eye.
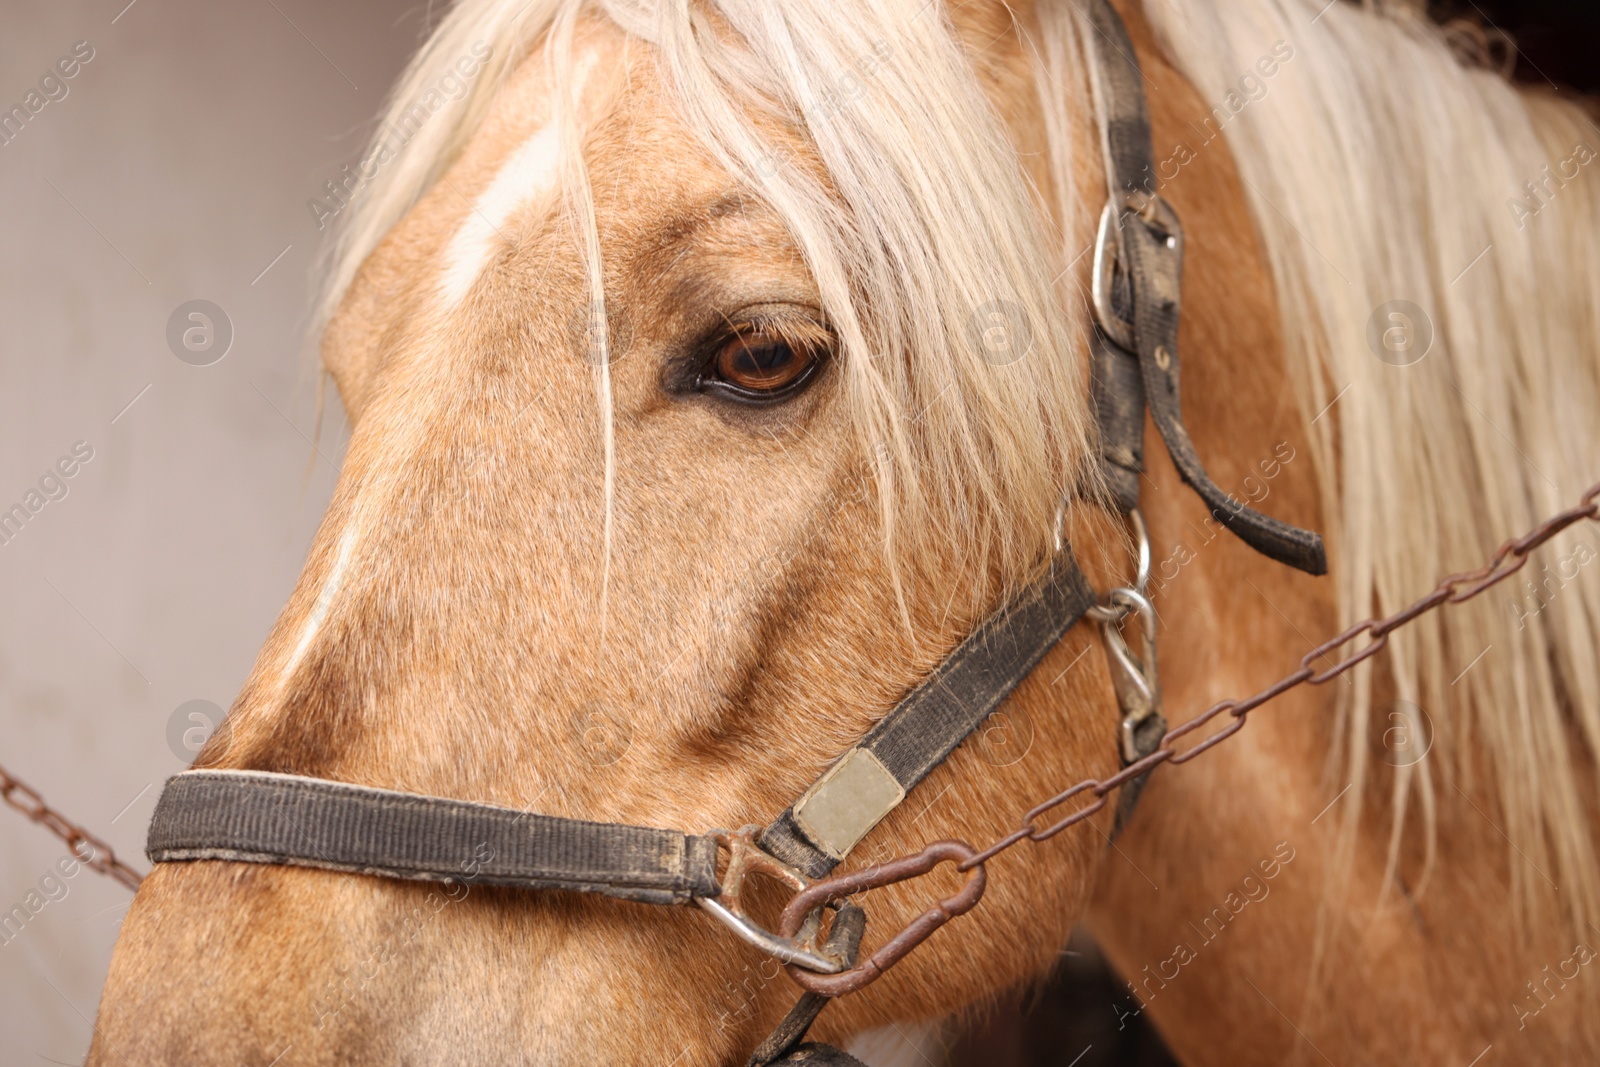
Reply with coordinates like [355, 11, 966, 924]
[707, 328, 820, 397]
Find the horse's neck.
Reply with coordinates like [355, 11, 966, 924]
[1080, 8, 1599, 1064]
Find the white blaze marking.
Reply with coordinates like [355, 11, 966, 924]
[437, 51, 599, 308]
[437, 123, 560, 305]
[283, 520, 361, 679]
[275, 51, 606, 688]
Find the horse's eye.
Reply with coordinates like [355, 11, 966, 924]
[704, 327, 821, 400]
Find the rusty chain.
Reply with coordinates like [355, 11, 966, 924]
[785, 478, 1600, 996]
[0, 763, 144, 892]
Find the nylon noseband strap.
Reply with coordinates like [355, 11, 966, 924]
[146, 770, 719, 905]
[759, 552, 1095, 879]
[147, 549, 1094, 903]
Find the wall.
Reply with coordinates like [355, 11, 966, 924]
[0, 2, 416, 1059]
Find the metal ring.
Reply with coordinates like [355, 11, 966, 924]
[696, 827, 846, 974]
[1090, 201, 1136, 351]
[696, 897, 846, 973]
[1129, 508, 1151, 594]
[1085, 508, 1151, 621]
[1107, 587, 1156, 637]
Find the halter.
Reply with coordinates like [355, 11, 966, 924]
[143, 3, 1326, 1063]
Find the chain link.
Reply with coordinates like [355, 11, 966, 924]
[0, 764, 145, 892]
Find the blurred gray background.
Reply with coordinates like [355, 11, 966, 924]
[0, 1, 418, 1060]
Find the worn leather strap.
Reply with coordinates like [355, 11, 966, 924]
[1089, 323, 1146, 513]
[760, 552, 1096, 879]
[146, 770, 719, 906]
[1082, 0, 1156, 515]
[1087, 0, 1153, 211]
[1084, 0, 1327, 576]
[1119, 205, 1327, 575]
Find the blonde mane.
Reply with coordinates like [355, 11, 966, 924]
[1141, 0, 1600, 938]
[316, 0, 1600, 944]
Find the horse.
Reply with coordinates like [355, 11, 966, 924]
[88, 0, 1600, 1063]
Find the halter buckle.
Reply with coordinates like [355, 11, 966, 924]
[1091, 200, 1136, 351]
[1091, 194, 1183, 354]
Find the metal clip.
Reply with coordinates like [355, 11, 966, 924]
[696, 828, 846, 974]
[778, 840, 986, 997]
[1102, 587, 1160, 764]
[1082, 508, 1162, 763]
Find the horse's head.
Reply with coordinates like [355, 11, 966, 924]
[92, 3, 1123, 1062]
